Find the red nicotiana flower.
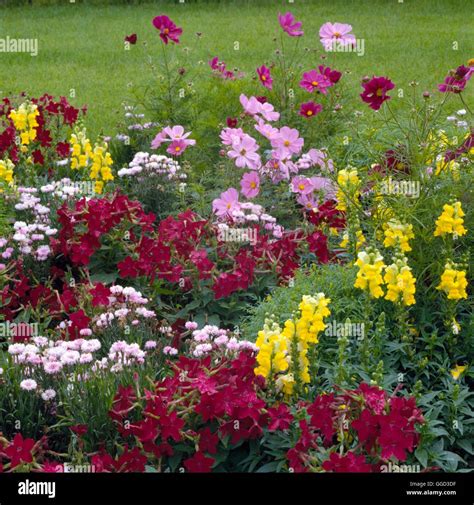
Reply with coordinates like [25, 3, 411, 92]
[4, 434, 36, 469]
[183, 451, 215, 473]
[267, 404, 293, 431]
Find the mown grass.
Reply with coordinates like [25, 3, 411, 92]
[0, 0, 472, 136]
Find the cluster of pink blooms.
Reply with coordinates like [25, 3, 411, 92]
[188, 324, 258, 358]
[151, 125, 196, 156]
[291, 175, 336, 210]
[215, 199, 284, 239]
[94, 285, 156, 330]
[108, 340, 146, 370]
[39, 178, 92, 200]
[0, 187, 58, 265]
[117, 152, 186, 182]
[208, 56, 243, 81]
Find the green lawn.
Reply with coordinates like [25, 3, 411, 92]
[0, 0, 472, 136]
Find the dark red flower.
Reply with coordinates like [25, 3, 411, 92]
[322, 451, 373, 472]
[318, 65, 342, 84]
[125, 33, 137, 45]
[198, 428, 220, 455]
[70, 424, 88, 437]
[267, 404, 293, 431]
[4, 434, 36, 469]
[183, 452, 214, 473]
[360, 76, 395, 111]
[90, 283, 111, 307]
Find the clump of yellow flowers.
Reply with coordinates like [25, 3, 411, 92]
[434, 201, 467, 238]
[9, 102, 40, 145]
[335, 168, 361, 212]
[354, 248, 386, 298]
[340, 229, 366, 251]
[0, 159, 14, 184]
[437, 263, 468, 300]
[383, 219, 414, 252]
[70, 128, 92, 169]
[69, 128, 114, 194]
[254, 294, 331, 395]
[384, 256, 416, 306]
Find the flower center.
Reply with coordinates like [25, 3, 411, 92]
[376, 88, 383, 97]
[261, 75, 266, 81]
[298, 183, 305, 190]
[175, 146, 181, 152]
[240, 149, 247, 155]
[226, 203, 231, 209]
[311, 81, 319, 87]
[163, 28, 170, 34]
[306, 110, 313, 116]
[250, 182, 257, 188]
[284, 140, 290, 147]
[334, 32, 341, 38]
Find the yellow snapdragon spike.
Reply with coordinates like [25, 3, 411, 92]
[354, 249, 386, 298]
[336, 168, 361, 211]
[451, 364, 467, 380]
[434, 202, 467, 238]
[383, 219, 415, 252]
[437, 265, 468, 300]
[384, 259, 416, 306]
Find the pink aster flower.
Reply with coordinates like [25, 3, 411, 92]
[152, 15, 183, 45]
[151, 125, 196, 153]
[220, 127, 245, 146]
[360, 76, 395, 111]
[438, 66, 472, 93]
[299, 101, 323, 118]
[310, 176, 336, 199]
[319, 22, 356, 51]
[254, 120, 280, 141]
[278, 12, 303, 37]
[212, 188, 241, 217]
[228, 135, 261, 170]
[257, 65, 273, 90]
[240, 172, 260, 199]
[300, 70, 332, 94]
[291, 176, 314, 195]
[167, 139, 189, 156]
[297, 193, 318, 211]
[271, 126, 304, 157]
[240, 94, 262, 116]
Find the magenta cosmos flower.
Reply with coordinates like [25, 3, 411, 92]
[300, 70, 332, 94]
[228, 134, 261, 170]
[257, 65, 273, 90]
[438, 65, 473, 93]
[318, 65, 342, 84]
[240, 172, 260, 199]
[319, 22, 356, 50]
[152, 15, 182, 45]
[278, 12, 303, 37]
[299, 101, 322, 118]
[360, 76, 395, 111]
[212, 188, 240, 217]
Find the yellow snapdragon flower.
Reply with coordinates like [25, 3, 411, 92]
[0, 159, 14, 184]
[336, 168, 361, 211]
[384, 257, 416, 306]
[383, 219, 414, 252]
[434, 201, 467, 238]
[437, 264, 468, 300]
[354, 248, 386, 298]
[9, 102, 40, 145]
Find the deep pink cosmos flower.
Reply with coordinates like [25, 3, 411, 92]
[228, 135, 261, 169]
[212, 188, 240, 217]
[271, 126, 304, 157]
[318, 65, 342, 84]
[240, 172, 260, 199]
[438, 65, 472, 93]
[151, 125, 195, 153]
[152, 15, 182, 45]
[299, 101, 322, 118]
[257, 65, 273, 90]
[300, 70, 332, 94]
[360, 76, 395, 110]
[278, 12, 303, 37]
[319, 22, 356, 51]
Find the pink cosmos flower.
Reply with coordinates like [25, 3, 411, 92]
[152, 15, 183, 45]
[151, 125, 196, 153]
[319, 22, 356, 51]
[240, 172, 260, 199]
[239, 94, 280, 122]
[228, 135, 261, 169]
[310, 176, 336, 199]
[291, 176, 314, 195]
[271, 126, 304, 157]
[297, 193, 318, 211]
[300, 70, 332, 94]
[209, 56, 225, 72]
[212, 188, 241, 217]
[299, 101, 323, 118]
[360, 76, 395, 110]
[438, 65, 473, 93]
[259, 102, 280, 122]
[254, 120, 280, 141]
[318, 65, 342, 84]
[307, 149, 334, 171]
[220, 127, 245, 146]
[257, 65, 273, 90]
[278, 12, 303, 37]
